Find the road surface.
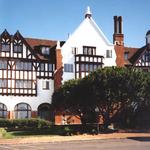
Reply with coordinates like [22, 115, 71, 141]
[0, 137, 150, 150]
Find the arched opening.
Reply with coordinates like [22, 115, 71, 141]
[38, 103, 54, 122]
[0, 103, 7, 118]
[14, 103, 31, 119]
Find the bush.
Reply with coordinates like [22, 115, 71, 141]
[0, 128, 7, 138]
[0, 118, 51, 131]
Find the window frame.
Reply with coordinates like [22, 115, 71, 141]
[42, 81, 50, 90]
[0, 103, 7, 118]
[64, 64, 73, 72]
[41, 46, 50, 55]
[124, 52, 129, 60]
[106, 50, 112, 58]
[14, 103, 31, 119]
[13, 38, 23, 53]
[83, 46, 96, 55]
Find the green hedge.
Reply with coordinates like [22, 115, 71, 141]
[0, 118, 51, 130]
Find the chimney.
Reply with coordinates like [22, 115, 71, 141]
[113, 16, 125, 67]
[54, 41, 63, 90]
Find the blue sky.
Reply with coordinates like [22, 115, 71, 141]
[0, 0, 150, 47]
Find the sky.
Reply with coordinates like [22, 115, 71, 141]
[0, 0, 150, 48]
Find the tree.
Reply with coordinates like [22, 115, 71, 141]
[88, 67, 145, 128]
[52, 67, 147, 128]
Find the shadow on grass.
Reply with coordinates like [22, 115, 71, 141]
[9, 129, 56, 137]
[127, 137, 150, 142]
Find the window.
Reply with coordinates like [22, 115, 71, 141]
[14, 45, 22, 53]
[89, 64, 93, 72]
[80, 64, 100, 72]
[16, 80, 32, 89]
[1, 31, 11, 52]
[42, 81, 49, 90]
[124, 52, 128, 60]
[85, 64, 89, 71]
[94, 65, 97, 71]
[48, 64, 52, 71]
[38, 103, 54, 121]
[16, 62, 32, 70]
[64, 64, 73, 72]
[0, 61, 7, 69]
[0, 103, 7, 118]
[72, 47, 78, 54]
[106, 50, 112, 58]
[40, 63, 45, 71]
[41, 47, 50, 55]
[145, 51, 150, 62]
[80, 64, 84, 72]
[1, 38, 10, 52]
[1, 44, 10, 52]
[0, 79, 7, 88]
[13, 39, 23, 53]
[14, 103, 31, 119]
[83, 46, 96, 55]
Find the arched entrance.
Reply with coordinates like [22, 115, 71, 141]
[38, 103, 54, 122]
[0, 103, 7, 118]
[14, 103, 31, 119]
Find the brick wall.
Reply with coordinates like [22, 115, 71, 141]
[54, 48, 63, 90]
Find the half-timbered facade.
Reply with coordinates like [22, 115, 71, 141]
[0, 29, 61, 120]
[124, 31, 150, 71]
[1, 6, 150, 125]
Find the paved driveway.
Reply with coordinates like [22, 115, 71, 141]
[0, 138, 150, 150]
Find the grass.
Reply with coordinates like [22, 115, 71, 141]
[9, 129, 55, 137]
[4, 127, 66, 139]
[2, 130, 54, 139]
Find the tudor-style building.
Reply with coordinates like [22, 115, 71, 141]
[113, 15, 150, 71]
[0, 29, 64, 121]
[0, 6, 150, 124]
[55, 7, 117, 124]
[124, 31, 150, 71]
[61, 7, 116, 83]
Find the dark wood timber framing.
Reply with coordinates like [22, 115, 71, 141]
[0, 30, 56, 96]
[75, 51, 103, 78]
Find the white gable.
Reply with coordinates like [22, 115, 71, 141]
[68, 17, 112, 46]
[61, 7, 116, 82]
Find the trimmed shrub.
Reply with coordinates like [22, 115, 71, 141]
[0, 118, 51, 131]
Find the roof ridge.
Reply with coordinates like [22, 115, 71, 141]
[25, 37, 57, 42]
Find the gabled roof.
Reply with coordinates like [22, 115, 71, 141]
[25, 38, 57, 49]
[64, 8, 113, 47]
[25, 38, 65, 62]
[0, 30, 65, 62]
[124, 47, 139, 59]
[90, 17, 113, 46]
[128, 46, 147, 65]
[124, 45, 150, 66]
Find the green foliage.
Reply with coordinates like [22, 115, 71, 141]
[52, 67, 150, 129]
[0, 128, 7, 138]
[0, 118, 51, 130]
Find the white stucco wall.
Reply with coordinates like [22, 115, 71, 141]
[61, 17, 116, 82]
[0, 79, 54, 111]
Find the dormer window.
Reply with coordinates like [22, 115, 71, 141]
[1, 38, 10, 52]
[13, 31, 23, 53]
[0, 30, 11, 52]
[13, 39, 23, 53]
[41, 47, 50, 55]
